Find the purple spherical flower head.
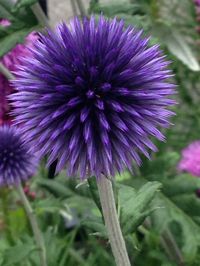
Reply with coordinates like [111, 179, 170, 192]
[11, 16, 176, 179]
[178, 141, 200, 177]
[0, 125, 37, 186]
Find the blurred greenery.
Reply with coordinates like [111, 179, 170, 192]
[1, 0, 200, 265]
[0, 0, 39, 57]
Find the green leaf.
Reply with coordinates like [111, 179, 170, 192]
[8, 207, 27, 239]
[0, 0, 15, 20]
[87, 176, 102, 213]
[171, 194, 200, 217]
[89, 1, 137, 17]
[154, 25, 200, 71]
[141, 152, 180, 177]
[119, 181, 162, 234]
[3, 243, 36, 266]
[82, 216, 107, 238]
[166, 31, 200, 71]
[0, 26, 36, 57]
[0, 0, 38, 57]
[37, 178, 74, 197]
[151, 193, 200, 262]
[34, 197, 63, 214]
[162, 174, 200, 197]
[12, 0, 37, 12]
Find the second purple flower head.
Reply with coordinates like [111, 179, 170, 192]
[11, 16, 176, 178]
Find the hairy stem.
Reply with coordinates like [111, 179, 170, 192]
[16, 184, 47, 266]
[0, 62, 14, 80]
[97, 176, 131, 266]
[31, 2, 51, 28]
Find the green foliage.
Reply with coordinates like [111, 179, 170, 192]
[153, 26, 200, 71]
[37, 177, 74, 198]
[152, 193, 200, 262]
[0, 0, 39, 57]
[90, 0, 200, 71]
[1, 0, 200, 265]
[119, 182, 161, 234]
[12, 0, 38, 11]
[2, 241, 36, 266]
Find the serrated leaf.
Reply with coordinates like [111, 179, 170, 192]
[119, 182, 162, 234]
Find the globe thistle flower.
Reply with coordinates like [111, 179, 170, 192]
[0, 19, 37, 125]
[11, 16, 176, 179]
[0, 125, 37, 186]
[178, 141, 200, 177]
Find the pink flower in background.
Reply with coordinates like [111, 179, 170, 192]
[194, 0, 200, 6]
[0, 19, 11, 27]
[0, 19, 37, 125]
[178, 141, 200, 177]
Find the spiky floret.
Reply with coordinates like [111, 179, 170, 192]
[11, 16, 176, 178]
[0, 125, 37, 186]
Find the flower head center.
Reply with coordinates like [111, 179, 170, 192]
[86, 90, 95, 99]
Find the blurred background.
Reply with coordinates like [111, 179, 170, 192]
[1, 0, 200, 265]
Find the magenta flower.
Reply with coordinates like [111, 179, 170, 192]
[0, 19, 11, 27]
[0, 19, 37, 125]
[11, 16, 176, 179]
[178, 141, 200, 177]
[194, 0, 200, 6]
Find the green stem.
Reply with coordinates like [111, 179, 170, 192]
[144, 219, 184, 266]
[16, 183, 47, 266]
[0, 62, 15, 80]
[163, 228, 185, 266]
[31, 3, 51, 28]
[151, 0, 159, 20]
[97, 176, 131, 266]
[1, 189, 13, 244]
[70, 0, 78, 16]
[76, 0, 87, 18]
